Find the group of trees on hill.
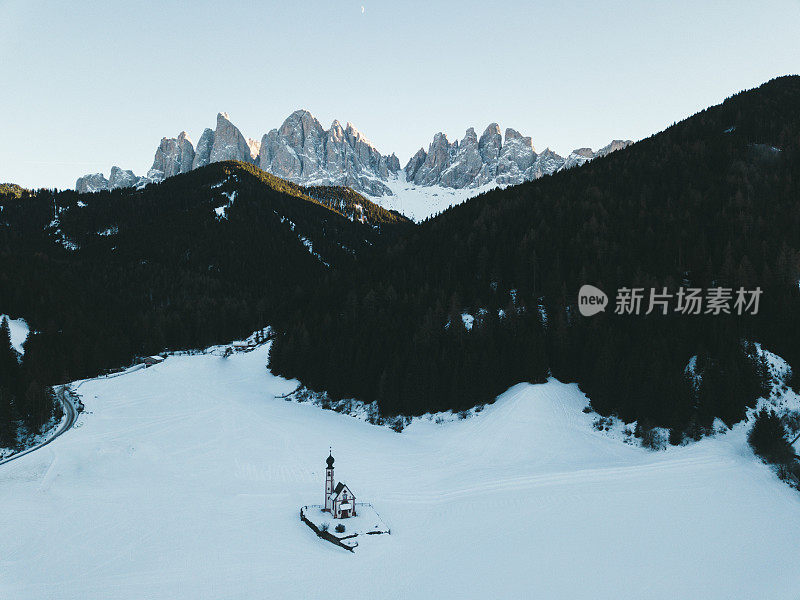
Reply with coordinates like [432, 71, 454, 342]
[748, 408, 796, 465]
[269, 76, 800, 440]
[0, 317, 61, 448]
[3, 78, 800, 447]
[748, 407, 800, 487]
[0, 162, 407, 391]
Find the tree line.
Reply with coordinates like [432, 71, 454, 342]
[2, 77, 800, 445]
[0, 316, 61, 448]
[0, 162, 408, 443]
[269, 76, 800, 440]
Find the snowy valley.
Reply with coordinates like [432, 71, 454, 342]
[5, 1, 800, 597]
[1, 341, 799, 599]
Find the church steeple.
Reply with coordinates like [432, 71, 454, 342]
[324, 447, 335, 511]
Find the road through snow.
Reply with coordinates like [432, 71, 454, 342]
[0, 386, 77, 467]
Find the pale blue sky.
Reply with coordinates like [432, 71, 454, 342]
[2, 0, 799, 190]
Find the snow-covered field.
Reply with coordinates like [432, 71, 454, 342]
[1, 343, 799, 599]
[368, 172, 501, 222]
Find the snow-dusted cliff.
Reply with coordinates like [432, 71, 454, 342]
[75, 111, 631, 218]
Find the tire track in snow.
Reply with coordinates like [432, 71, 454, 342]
[383, 453, 737, 505]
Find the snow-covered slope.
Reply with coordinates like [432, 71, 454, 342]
[1, 342, 798, 599]
[1, 314, 29, 354]
[368, 171, 502, 221]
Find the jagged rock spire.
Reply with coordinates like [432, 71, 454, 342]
[75, 111, 632, 197]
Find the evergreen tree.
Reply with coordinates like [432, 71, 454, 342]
[20, 381, 54, 434]
[748, 408, 794, 464]
[0, 387, 16, 448]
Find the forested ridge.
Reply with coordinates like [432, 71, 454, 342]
[269, 76, 800, 438]
[2, 77, 799, 445]
[0, 161, 410, 446]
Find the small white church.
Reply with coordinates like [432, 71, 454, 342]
[300, 450, 389, 550]
[324, 451, 357, 519]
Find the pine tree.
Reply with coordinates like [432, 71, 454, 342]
[0, 387, 16, 448]
[0, 317, 21, 447]
[748, 408, 793, 464]
[21, 381, 55, 434]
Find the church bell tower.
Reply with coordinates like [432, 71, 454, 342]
[324, 449, 335, 511]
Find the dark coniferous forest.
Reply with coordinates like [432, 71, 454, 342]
[0, 162, 409, 445]
[2, 76, 800, 444]
[269, 76, 799, 437]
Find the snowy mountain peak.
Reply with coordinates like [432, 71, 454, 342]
[75, 172, 109, 194]
[482, 122, 501, 137]
[404, 124, 631, 191]
[74, 112, 632, 217]
[504, 128, 534, 152]
[210, 112, 253, 165]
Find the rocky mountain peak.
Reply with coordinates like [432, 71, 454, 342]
[75, 111, 632, 208]
[482, 123, 501, 136]
[596, 139, 633, 157]
[147, 130, 195, 181]
[256, 110, 399, 196]
[562, 147, 598, 170]
[344, 122, 370, 147]
[478, 124, 502, 164]
[210, 112, 253, 165]
[75, 166, 149, 194]
[109, 166, 141, 189]
[503, 128, 533, 151]
[405, 123, 631, 190]
[404, 148, 428, 182]
[191, 129, 214, 170]
[75, 172, 109, 194]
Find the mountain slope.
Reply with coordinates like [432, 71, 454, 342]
[75, 111, 629, 217]
[77, 111, 403, 197]
[269, 76, 800, 431]
[0, 183, 28, 199]
[0, 161, 410, 384]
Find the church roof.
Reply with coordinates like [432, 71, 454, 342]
[329, 481, 354, 502]
[326, 452, 335, 468]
